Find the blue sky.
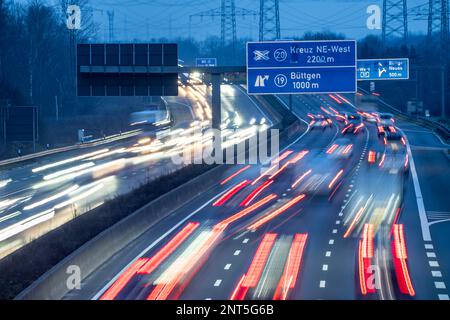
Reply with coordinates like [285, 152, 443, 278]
[17, 0, 429, 41]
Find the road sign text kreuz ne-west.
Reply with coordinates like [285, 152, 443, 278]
[246, 40, 357, 95]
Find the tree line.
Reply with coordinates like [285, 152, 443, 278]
[0, 0, 448, 122]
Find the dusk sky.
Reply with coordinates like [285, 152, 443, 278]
[88, 0, 428, 41]
[17, 0, 429, 41]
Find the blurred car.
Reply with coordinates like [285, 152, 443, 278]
[326, 138, 353, 159]
[341, 113, 364, 135]
[378, 113, 394, 125]
[359, 111, 379, 123]
[378, 139, 409, 174]
[376, 113, 395, 137]
[384, 126, 403, 141]
[294, 151, 345, 198]
[378, 124, 401, 139]
[130, 109, 171, 129]
[308, 114, 333, 130]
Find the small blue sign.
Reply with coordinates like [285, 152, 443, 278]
[357, 58, 409, 80]
[196, 58, 217, 67]
[247, 40, 357, 95]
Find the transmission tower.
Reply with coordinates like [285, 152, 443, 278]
[410, 1, 449, 42]
[382, 0, 408, 44]
[107, 10, 114, 42]
[190, 1, 258, 49]
[259, 0, 280, 41]
[221, 0, 236, 48]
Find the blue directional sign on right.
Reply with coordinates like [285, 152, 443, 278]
[247, 40, 357, 95]
[357, 58, 409, 80]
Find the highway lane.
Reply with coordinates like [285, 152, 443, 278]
[0, 84, 269, 259]
[59, 91, 447, 301]
[399, 125, 450, 300]
[341, 92, 450, 300]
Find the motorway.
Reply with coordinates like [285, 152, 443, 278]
[0, 84, 269, 259]
[59, 90, 450, 301]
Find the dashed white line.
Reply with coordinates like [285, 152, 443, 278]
[431, 271, 442, 277]
[325, 251, 331, 257]
[426, 252, 436, 258]
[332, 229, 337, 234]
[214, 279, 222, 287]
[429, 261, 440, 267]
[224, 264, 231, 270]
[234, 250, 241, 256]
[438, 294, 450, 300]
[322, 264, 328, 271]
[319, 280, 326, 288]
[435, 282, 446, 289]
[328, 239, 335, 245]
[425, 244, 434, 249]
[242, 238, 249, 244]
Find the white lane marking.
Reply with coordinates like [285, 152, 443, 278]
[438, 294, 450, 300]
[435, 282, 446, 289]
[429, 261, 440, 267]
[398, 128, 431, 241]
[335, 220, 340, 225]
[224, 264, 231, 270]
[432, 271, 442, 277]
[425, 244, 434, 249]
[91, 188, 230, 300]
[426, 252, 436, 258]
[242, 238, 249, 243]
[214, 279, 222, 287]
[205, 298, 212, 300]
[234, 250, 241, 256]
[328, 239, 334, 245]
[319, 280, 326, 288]
[322, 264, 328, 271]
[332, 229, 337, 234]
[325, 251, 331, 257]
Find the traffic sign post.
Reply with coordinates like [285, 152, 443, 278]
[357, 58, 409, 81]
[246, 40, 357, 95]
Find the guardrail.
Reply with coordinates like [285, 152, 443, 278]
[0, 129, 144, 167]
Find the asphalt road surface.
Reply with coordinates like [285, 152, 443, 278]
[59, 91, 449, 300]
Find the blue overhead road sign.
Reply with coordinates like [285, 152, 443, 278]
[196, 58, 217, 67]
[357, 58, 409, 80]
[247, 40, 357, 95]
